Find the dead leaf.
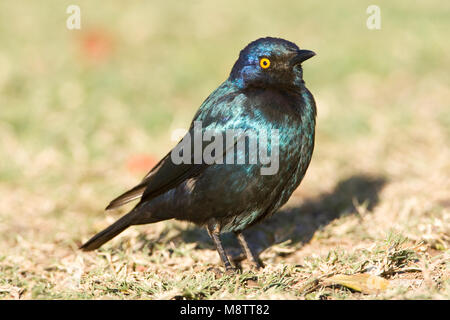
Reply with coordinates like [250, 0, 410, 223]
[324, 273, 390, 294]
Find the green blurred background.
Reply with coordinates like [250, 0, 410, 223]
[0, 0, 449, 238]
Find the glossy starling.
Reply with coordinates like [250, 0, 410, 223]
[80, 37, 317, 271]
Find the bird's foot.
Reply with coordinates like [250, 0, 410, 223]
[207, 267, 224, 278]
[249, 259, 265, 271]
[225, 266, 240, 276]
[207, 266, 239, 277]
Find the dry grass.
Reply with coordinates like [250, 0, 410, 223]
[0, 1, 449, 299]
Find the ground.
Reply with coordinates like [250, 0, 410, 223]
[0, 1, 449, 299]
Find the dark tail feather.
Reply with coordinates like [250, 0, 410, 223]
[105, 184, 146, 210]
[80, 211, 136, 251]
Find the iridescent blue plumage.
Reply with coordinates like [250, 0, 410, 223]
[81, 37, 317, 271]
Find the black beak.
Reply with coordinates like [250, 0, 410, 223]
[290, 49, 316, 66]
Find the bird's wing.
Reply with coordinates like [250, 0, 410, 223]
[105, 154, 170, 210]
[106, 84, 244, 210]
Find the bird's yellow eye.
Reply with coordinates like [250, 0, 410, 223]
[259, 57, 271, 69]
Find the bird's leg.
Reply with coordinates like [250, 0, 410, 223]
[206, 224, 236, 273]
[234, 231, 264, 269]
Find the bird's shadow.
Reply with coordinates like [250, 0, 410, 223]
[174, 174, 387, 260]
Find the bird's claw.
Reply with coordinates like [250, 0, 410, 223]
[225, 266, 239, 275]
[249, 260, 265, 270]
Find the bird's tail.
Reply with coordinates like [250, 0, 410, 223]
[80, 210, 137, 251]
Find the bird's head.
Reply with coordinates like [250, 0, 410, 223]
[229, 37, 315, 90]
